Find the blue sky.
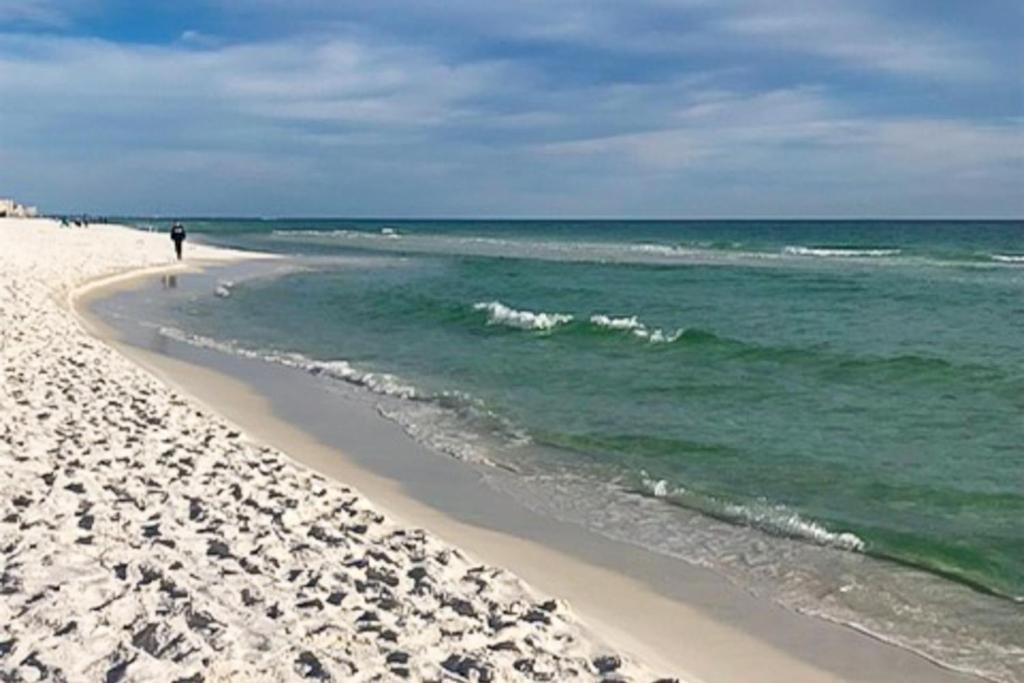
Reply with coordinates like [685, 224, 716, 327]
[1, 1, 1021, 217]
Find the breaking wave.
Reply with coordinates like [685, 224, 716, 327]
[783, 246, 902, 258]
[157, 326, 419, 400]
[265, 229, 919, 268]
[469, 305, 684, 342]
[256, 229, 1024, 277]
[153, 326, 534, 467]
[721, 501, 866, 551]
[589, 314, 683, 343]
[214, 280, 234, 298]
[637, 472, 865, 552]
[589, 314, 645, 332]
[473, 301, 574, 331]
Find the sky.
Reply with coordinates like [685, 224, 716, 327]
[1, 0, 1021, 217]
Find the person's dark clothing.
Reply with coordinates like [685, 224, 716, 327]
[170, 224, 186, 260]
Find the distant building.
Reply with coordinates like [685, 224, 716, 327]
[0, 198, 39, 218]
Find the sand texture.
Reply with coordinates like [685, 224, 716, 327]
[0, 219, 661, 682]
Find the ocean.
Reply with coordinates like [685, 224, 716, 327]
[127, 219, 1024, 680]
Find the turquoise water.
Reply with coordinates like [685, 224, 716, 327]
[132, 219, 1024, 677]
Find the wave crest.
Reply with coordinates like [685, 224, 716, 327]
[589, 314, 644, 331]
[722, 501, 866, 552]
[157, 326, 419, 400]
[991, 254, 1024, 264]
[590, 314, 683, 344]
[306, 359, 419, 400]
[636, 470, 866, 552]
[783, 246, 902, 258]
[473, 301, 573, 331]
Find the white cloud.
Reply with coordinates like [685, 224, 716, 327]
[217, 0, 995, 81]
[0, 19, 1018, 217]
[540, 87, 839, 167]
[0, 34, 518, 130]
[0, 0, 74, 27]
[538, 86, 1024, 210]
[824, 118, 1024, 175]
[716, 0, 988, 79]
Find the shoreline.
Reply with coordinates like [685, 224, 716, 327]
[72, 262, 707, 681]
[71, 243, 985, 681]
[3, 219, 658, 681]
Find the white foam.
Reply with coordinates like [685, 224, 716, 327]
[473, 301, 573, 331]
[271, 228, 361, 238]
[638, 465, 865, 554]
[264, 229, 789, 268]
[783, 246, 902, 258]
[214, 279, 234, 298]
[722, 501, 866, 552]
[157, 327, 420, 400]
[156, 328, 538, 471]
[640, 471, 681, 499]
[590, 314, 683, 344]
[636, 327, 684, 344]
[283, 357, 421, 400]
[628, 243, 696, 257]
[376, 404, 497, 466]
[590, 314, 644, 331]
[991, 254, 1024, 264]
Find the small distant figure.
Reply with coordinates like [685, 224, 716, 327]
[170, 222, 187, 260]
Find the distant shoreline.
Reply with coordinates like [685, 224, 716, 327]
[104, 216, 1024, 224]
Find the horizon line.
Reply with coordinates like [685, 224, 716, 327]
[55, 214, 1024, 222]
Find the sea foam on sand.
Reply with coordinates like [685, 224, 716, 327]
[0, 219, 658, 682]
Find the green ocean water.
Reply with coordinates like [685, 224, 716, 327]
[131, 219, 1024, 679]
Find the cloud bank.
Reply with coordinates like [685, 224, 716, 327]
[0, 1, 1020, 216]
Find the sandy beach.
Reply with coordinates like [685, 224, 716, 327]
[1, 219, 991, 683]
[0, 218, 669, 681]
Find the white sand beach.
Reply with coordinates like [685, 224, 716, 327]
[0, 218, 666, 681]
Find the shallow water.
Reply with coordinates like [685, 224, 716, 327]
[128, 219, 1024, 681]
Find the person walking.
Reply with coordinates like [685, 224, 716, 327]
[170, 222, 187, 260]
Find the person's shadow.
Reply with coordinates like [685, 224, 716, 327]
[161, 274, 178, 289]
